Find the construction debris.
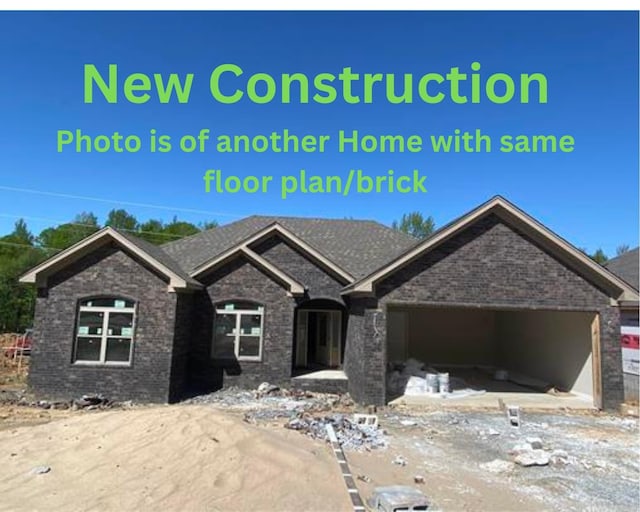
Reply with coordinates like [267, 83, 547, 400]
[506, 405, 521, 428]
[73, 394, 110, 409]
[480, 459, 515, 474]
[392, 455, 407, 466]
[256, 382, 280, 398]
[526, 437, 543, 449]
[368, 486, 430, 512]
[514, 449, 551, 467]
[29, 465, 51, 475]
[285, 413, 387, 451]
[353, 413, 378, 427]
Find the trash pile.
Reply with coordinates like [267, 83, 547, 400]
[0, 392, 119, 411]
[285, 412, 388, 451]
[186, 383, 355, 423]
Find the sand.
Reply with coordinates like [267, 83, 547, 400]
[0, 405, 352, 512]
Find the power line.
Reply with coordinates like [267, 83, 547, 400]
[0, 240, 61, 253]
[0, 185, 243, 218]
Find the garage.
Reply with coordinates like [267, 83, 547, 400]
[342, 197, 637, 409]
[386, 305, 600, 407]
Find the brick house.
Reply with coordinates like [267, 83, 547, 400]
[604, 248, 640, 401]
[20, 197, 638, 410]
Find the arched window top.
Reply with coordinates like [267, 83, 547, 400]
[80, 297, 135, 309]
[215, 301, 263, 313]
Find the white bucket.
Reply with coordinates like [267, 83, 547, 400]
[438, 372, 450, 394]
[426, 373, 439, 393]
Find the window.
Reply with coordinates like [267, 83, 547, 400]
[213, 301, 264, 361]
[74, 298, 136, 365]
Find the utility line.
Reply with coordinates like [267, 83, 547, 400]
[0, 185, 243, 219]
[0, 240, 61, 253]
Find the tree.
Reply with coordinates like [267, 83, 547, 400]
[199, 220, 218, 231]
[591, 248, 608, 264]
[392, 212, 435, 239]
[162, 216, 199, 238]
[0, 220, 46, 332]
[137, 219, 166, 245]
[616, 244, 631, 256]
[37, 212, 100, 251]
[106, 209, 138, 231]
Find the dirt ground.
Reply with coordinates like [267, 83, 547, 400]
[350, 408, 639, 511]
[0, 404, 352, 512]
[0, 395, 638, 512]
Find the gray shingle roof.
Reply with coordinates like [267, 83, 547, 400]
[161, 216, 419, 279]
[116, 229, 202, 287]
[605, 247, 639, 291]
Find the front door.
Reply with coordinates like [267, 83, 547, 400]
[296, 309, 341, 368]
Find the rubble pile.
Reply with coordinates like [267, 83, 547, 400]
[285, 412, 388, 451]
[186, 384, 354, 420]
[0, 392, 117, 411]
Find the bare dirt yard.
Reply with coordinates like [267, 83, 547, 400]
[0, 387, 638, 512]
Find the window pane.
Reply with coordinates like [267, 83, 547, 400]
[106, 338, 131, 362]
[240, 314, 261, 335]
[108, 312, 134, 336]
[239, 336, 260, 357]
[217, 301, 261, 312]
[213, 314, 236, 358]
[76, 337, 101, 361]
[78, 311, 104, 335]
[80, 298, 134, 308]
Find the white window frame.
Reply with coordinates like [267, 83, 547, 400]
[74, 298, 136, 366]
[213, 302, 264, 362]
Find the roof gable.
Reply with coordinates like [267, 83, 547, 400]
[191, 243, 305, 296]
[162, 215, 417, 279]
[19, 227, 202, 291]
[344, 196, 639, 302]
[191, 222, 355, 284]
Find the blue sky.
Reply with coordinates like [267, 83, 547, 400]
[0, 11, 637, 255]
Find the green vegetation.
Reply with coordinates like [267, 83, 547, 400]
[392, 211, 435, 239]
[0, 210, 217, 332]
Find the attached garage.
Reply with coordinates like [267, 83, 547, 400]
[387, 305, 599, 404]
[343, 197, 638, 410]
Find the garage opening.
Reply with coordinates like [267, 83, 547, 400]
[386, 305, 600, 408]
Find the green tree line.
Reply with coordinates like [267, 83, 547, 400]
[0, 210, 217, 333]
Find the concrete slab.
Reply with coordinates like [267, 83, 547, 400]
[293, 369, 348, 381]
[389, 391, 595, 410]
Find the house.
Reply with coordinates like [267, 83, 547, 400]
[604, 248, 639, 401]
[20, 196, 639, 410]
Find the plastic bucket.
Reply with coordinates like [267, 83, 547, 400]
[437, 373, 450, 394]
[426, 373, 439, 393]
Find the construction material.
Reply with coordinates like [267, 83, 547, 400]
[438, 372, 450, 394]
[506, 405, 521, 428]
[285, 413, 388, 451]
[326, 424, 366, 512]
[368, 486, 430, 512]
[353, 413, 378, 428]
[425, 373, 439, 393]
[29, 465, 51, 475]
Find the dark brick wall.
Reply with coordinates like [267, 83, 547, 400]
[346, 215, 623, 409]
[29, 243, 181, 403]
[189, 255, 296, 390]
[252, 235, 346, 303]
[169, 293, 194, 401]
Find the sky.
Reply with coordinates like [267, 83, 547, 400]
[0, 11, 637, 255]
